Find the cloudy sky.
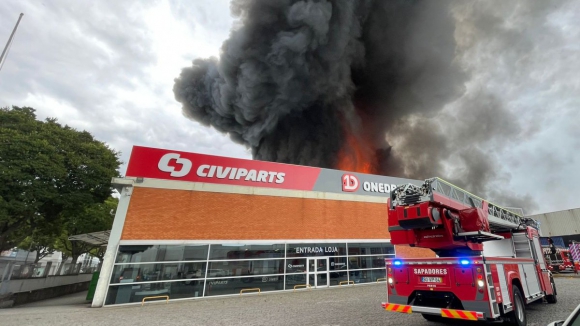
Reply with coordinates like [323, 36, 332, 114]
[0, 0, 248, 159]
[1, 0, 579, 215]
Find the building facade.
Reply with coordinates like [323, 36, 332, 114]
[91, 146, 434, 307]
[529, 208, 580, 241]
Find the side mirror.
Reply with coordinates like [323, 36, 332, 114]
[547, 321, 565, 326]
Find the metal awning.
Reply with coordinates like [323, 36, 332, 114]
[68, 230, 111, 247]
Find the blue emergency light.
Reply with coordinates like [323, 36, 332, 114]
[460, 259, 470, 265]
[393, 260, 402, 266]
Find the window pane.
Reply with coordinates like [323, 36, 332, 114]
[286, 259, 307, 273]
[116, 245, 208, 263]
[286, 243, 347, 257]
[329, 257, 348, 270]
[105, 282, 171, 305]
[204, 276, 284, 297]
[105, 280, 204, 305]
[329, 271, 348, 286]
[350, 268, 386, 284]
[348, 243, 394, 255]
[206, 259, 284, 277]
[285, 274, 307, 288]
[209, 244, 284, 260]
[182, 245, 209, 260]
[110, 262, 206, 284]
[348, 255, 387, 270]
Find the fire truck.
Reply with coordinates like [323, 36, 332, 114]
[543, 247, 574, 273]
[381, 178, 557, 326]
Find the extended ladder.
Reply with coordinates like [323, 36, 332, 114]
[392, 178, 538, 232]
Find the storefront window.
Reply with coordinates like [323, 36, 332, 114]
[206, 259, 284, 278]
[204, 276, 284, 297]
[110, 262, 207, 284]
[329, 257, 348, 270]
[329, 271, 348, 286]
[286, 243, 347, 257]
[115, 245, 209, 263]
[348, 255, 388, 269]
[106, 241, 395, 305]
[285, 274, 307, 287]
[348, 243, 394, 255]
[350, 268, 386, 284]
[105, 279, 204, 305]
[286, 258, 306, 273]
[208, 244, 285, 260]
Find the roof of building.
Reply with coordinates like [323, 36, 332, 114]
[68, 230, 111, 247]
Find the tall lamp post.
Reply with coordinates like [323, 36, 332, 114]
[0, 13, 24, 72]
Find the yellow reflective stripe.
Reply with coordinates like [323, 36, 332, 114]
[384, 304, 412, 314]
[441, 309, 478, 320]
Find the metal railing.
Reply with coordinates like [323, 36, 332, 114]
[293, 284, 312, 291]
[0, 261, 99, 281]
[141, 295, 169, 306]
[240, 288, 261, 295]
[426, 178, 533, 230]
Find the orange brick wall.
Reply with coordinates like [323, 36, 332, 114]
[120, 187, 434, 258]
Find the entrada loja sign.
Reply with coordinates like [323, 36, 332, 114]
[126, 146, 420, 196]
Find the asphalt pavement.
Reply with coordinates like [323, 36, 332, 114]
[0, 278, 578, 326]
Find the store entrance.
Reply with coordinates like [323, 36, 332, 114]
[307, 257, 329, 288]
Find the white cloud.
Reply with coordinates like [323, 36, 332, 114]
[0, 0, 250, 174]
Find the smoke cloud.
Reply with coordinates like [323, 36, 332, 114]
[174, 0, 566, 212]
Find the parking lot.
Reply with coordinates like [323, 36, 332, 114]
[0, 277, 578, 326]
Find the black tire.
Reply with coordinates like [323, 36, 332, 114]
[546, 277, 558, 304]
[507, 286, 527, 326]
[421, 314, 444, 322]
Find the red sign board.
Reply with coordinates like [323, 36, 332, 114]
[126, 146, 322, 191]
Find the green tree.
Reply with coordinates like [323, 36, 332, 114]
[0, 106, 121, 251]
[55, 196, 118, 269]
[17, 219, 61, 263]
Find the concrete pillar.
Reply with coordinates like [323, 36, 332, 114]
[91, 183, 133, 307]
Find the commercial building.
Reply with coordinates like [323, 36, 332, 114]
[91, 146, 434, 307]
[536, 209, 580, 237]
[529, 208, 580, 243]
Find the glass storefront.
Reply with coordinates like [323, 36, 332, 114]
[105, 241, 394, 305]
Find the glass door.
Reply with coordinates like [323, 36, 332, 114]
[307, 257, 329, 288]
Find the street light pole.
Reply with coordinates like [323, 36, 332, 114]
[0, 13, 24, 72]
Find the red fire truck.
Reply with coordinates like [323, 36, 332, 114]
[381, 178, 557, 326]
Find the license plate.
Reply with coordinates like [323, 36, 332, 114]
[421, 277, 442, 283]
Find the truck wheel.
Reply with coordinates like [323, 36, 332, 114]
[546, 278, 558, 304]
[421, 314, 444, 322]
[507, 286, 527, 326]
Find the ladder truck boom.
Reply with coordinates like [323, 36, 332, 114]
[381, 177, 557, 326]
[388, 178, 538, 256]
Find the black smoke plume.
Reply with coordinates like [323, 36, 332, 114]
[174, 0, 462, 167]
[174, 0, 553, 212]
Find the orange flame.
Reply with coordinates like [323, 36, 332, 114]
[335, 118, 378, 174]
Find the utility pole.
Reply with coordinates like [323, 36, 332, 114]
[0, 13, 24, 72]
